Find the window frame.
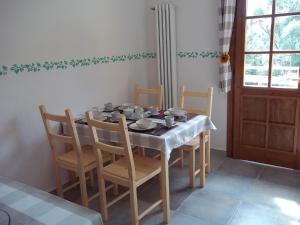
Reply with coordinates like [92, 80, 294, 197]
[241, 0, 300, 90]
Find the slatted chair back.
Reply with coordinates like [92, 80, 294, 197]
[39, 105, 82, 163]
[86, 112, 136, 182]
[179, 86, 213, 118]
[133, 83, 163, 110]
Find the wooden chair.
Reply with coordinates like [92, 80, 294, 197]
[133, 83, 164, 156]
[39, 105, 112, 207]
[133, 83, 163, 110]
[86, 112, 163, 225]
[178, 86, 213, 188]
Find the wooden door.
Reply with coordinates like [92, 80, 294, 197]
[231, 0, 300, 169]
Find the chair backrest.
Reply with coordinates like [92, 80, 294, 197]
[39, 105, 82, 161]
[133, 83, 163, 110]
[179, 86, 213, 118]
[86, 112, 136, 181]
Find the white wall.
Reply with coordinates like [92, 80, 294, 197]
[0, 0, 157, 190]
[0, 0, 226, 191]
[147, 0, 227, 150]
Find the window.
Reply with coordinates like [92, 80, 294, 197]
[243, 0, 300, 89]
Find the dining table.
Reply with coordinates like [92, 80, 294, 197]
[63, 108, 216, 224]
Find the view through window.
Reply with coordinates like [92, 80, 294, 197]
[244, 0, 300, 88]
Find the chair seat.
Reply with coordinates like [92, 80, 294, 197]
[58, 145, 111, 168]
[184, 134, 209, 149]
[103, 156, 161, 184]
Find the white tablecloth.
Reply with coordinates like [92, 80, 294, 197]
[0, 176, 102, 225]
[67, 115, 216, 160]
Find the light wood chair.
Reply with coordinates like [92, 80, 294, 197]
[39, 105, 112, 207]
[86, 112, 164, 225]
[133, 83, 163, 110]
[133, 83, 164, 156]
[178, 86, 213, 188]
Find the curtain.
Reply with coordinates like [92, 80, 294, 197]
[155, 3, 177, 110]
[219, 0, 236, 93]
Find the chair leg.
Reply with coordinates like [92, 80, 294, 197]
[206, 137, 211, 173]
[129, 184, 139, 225]
[199, 134, 206, 188]
[113, 183, 119, 195]
[140, 147, 146, 157]
[97, 169, 108, 221]
[54, 163, 63, 197]
[180, 147, 184, 168]
[78, 169, 89, 207]
[189, 148, 196, 188]
[89, 170, 94, 187]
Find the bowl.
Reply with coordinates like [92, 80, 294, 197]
[168, 108, 187, 117]
[136, 118, 152, 129]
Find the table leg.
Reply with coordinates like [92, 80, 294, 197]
[199, 133, 206, 187]
[161, 152, 170, 224]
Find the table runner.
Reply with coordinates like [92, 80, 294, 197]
[66, 115, 216, 160]
[0, 176, 103, 225]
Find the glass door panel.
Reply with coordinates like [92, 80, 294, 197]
[244, 54, 270, 87]
[271, 53, 300, 88]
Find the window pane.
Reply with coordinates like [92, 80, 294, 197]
[245, 18, 271, 52]
[274, 15, 300, 51]
[271, 54, 300, 88]
[246, 0, 272, 16]
[276, 0, 300, 14]
[244, 54, 270, 87]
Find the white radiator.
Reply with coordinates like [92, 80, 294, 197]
[155, 3, 177, 110]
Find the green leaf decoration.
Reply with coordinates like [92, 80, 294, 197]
[1, 51, 220, 76]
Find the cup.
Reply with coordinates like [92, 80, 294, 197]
[93, 111, 106, 121]
[134, 107, 144, 120]
[135, 106, 144, 113]
[149, 106, 159, 115]
[123, 108, 134, 118]
[104, 102, 113, 110]
[111, 111, 121, 121]
[121, 103, 132, 109]
[165, 116, 175, 128]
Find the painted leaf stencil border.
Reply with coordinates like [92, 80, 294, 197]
[0, 51, 220, 77]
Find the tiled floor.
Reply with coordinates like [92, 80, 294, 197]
[63, 150, 300, 225]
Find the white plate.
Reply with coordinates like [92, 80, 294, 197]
[129, 122, 157, 131]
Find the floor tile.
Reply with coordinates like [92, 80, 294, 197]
[203, 172, 255, 199]
[178, 189, 240, 225]
[259, 166, 300, 188]
[209, 149, 227, 172]
[142, 210, 208, 225]
[277, 215, 300, 225]
[228, 202, 279, 225]
[216, 158, 264, 179]
[244, 179, 300, 220]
